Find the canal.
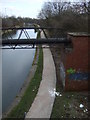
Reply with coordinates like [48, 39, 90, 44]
[2, 29, 37, 113]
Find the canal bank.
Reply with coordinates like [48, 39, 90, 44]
[2, 48, 39, 118]
[2, 29, 56, 119]
[2, 29, 37, 113]
[3, 47, 43, 118]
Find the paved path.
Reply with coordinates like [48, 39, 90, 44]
[25, 31, 56, 119]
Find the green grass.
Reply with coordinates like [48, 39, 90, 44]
[5, 48, 43, 118]
[51, 82, 88, 118]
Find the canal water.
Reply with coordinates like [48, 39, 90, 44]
[2, 29, 37, 113]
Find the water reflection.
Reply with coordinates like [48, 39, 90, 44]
[2, 29, 37, 113]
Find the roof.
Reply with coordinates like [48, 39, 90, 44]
[68, 32, 90, 37]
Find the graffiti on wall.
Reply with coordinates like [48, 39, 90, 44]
[67, 68, 88, 80]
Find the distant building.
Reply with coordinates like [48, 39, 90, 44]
[60, 32, 89, 91]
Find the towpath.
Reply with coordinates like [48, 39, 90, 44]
[25, 31, 56, 118]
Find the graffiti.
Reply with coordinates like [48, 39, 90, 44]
[67, 68, 76, 74]
[67, 68, 88, 80]
[68, 72, 88, 80]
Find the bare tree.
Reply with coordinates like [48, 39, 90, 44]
[38, 1, 88, 32]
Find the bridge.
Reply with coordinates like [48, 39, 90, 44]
[0, 27, 71, 49]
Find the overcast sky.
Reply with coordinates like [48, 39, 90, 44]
[0, 0, 88, 18]
[0, 0, 48, 18]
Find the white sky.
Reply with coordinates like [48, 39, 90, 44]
[0, 0, 89, 18]
[0, 0, 48, 18]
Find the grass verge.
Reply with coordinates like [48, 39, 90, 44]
[50, 45, 88, 119]
[4, 47, 43, 118]
[51, 82, 88, 118]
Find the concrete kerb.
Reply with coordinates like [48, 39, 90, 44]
[25, 31, 56, 118]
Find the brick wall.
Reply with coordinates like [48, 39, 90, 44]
[60, 33, 89, 91]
